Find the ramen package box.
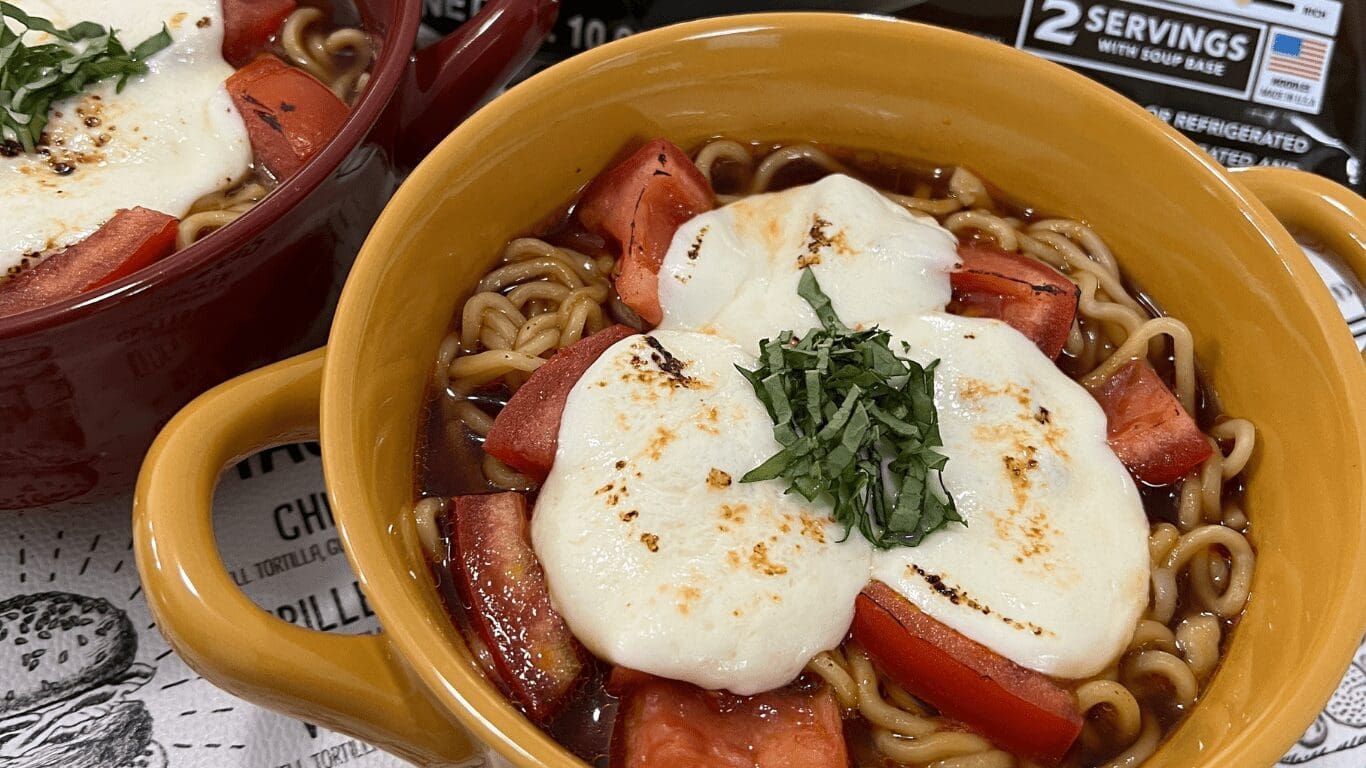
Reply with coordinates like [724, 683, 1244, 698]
[424, 0, 1362, 195]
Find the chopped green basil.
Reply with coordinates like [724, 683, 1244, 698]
[738, 268, 964, 549]
[0, 3, 171, 153]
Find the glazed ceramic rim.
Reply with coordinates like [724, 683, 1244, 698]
[0, 0, 422, 338]
[324, 13, 1366, 768]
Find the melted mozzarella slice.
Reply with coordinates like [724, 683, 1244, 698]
[532, 331, 873, 695]
[657, 173, 958, 350]
[652, 175, 1150, 679]
[2, 1, 250, 276]
[876, 314, 1150, 678]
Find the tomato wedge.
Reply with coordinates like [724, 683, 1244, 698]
[576, 139, 714, 326]
[949, 240, 1079, 359]
[483, 324, 636, 480]
[1090, 359, 1213, 485]
[609, 670, 848, 768]
[225, 56, 348, 179]
[221, 0, 298, 67]
[0, 208, 178, 318]
[851, 582, 1082, 763]
[448, 492, 587, 722]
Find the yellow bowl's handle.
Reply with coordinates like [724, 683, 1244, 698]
[1233, 166, 1366, 363]
[133, 349, 477, 767]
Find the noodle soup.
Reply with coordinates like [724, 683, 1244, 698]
[0, 0, 372, 317]
[412, 139, 1255, 767]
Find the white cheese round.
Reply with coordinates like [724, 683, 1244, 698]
[531, 331, 873, 695]
[2, 1, 251, 276]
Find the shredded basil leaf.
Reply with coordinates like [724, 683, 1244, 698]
[0, 3, 171, 153]
[738, 268, 964, 549]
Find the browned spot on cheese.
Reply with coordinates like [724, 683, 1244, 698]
[729, 197, 787, 255]
[719, 503, 748, 526]
[797, 213, 832, 267]
[1018, 510, 1057, 564]
[992, 443, 1056, 562]
[619, 509, 639, 522]
[675, 585, 701, 615]
[797, 213, 855, 268]
[1003, 450, 1039, 485]
[695, 405, 721, 435]
[907, 564, 1051, 636]
[707, 468, 732, 489]
[596, 479, 629, 507]
[644, 426, 677, 461]
[640, 532, 660, 552]
[619, 338, 708, 398]
[975, 414, 1071, 462]
[959, 378, 1034, 411]
[799, 514, 828, 544]
[687, 226, 709, 260]
[749, 542, 788, 576]
[765, 216, 782, 246]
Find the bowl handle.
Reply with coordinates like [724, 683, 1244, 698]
[133, 349, 477, 767]
[1233, 167, 1366, 363]
[395, 0, 559, 169]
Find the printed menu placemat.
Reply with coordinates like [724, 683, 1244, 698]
[2, 445, 421, 768]
[2, 251, 1364, 767]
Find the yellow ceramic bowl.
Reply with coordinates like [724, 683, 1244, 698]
[134, 14, 1366, 768]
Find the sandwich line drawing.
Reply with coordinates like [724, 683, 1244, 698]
[4, 521, 250, 767]
[0, 591, 167, 768]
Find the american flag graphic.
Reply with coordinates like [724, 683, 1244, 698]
[1267, 32, 1328, 79]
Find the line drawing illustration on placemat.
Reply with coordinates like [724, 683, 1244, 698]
[0, 590, 167, 768]
[2, 476, 415, 768]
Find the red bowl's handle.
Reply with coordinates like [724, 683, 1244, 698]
[395, 0, 559, 168]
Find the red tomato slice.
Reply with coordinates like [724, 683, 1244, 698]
[576, 139, 714, 326]
[221, 0, 298, 68]
[483, 324, 636, 480]
[0, 207, 178, 318]
[1091, 359, 1213, 485]
[448, 492, 587, 723]
[949, 240, 1079, 359]
[225, 56, 348, 179]
[851, 582, 1082, 763]
[609, 670, 848, 768]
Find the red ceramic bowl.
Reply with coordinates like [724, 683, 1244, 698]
[0, 0, 557, 509]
